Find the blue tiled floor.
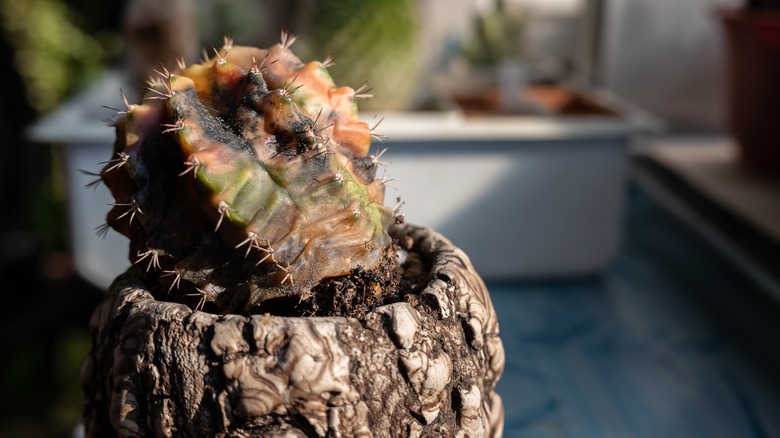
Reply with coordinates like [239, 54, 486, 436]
[491, 184, 780, 437]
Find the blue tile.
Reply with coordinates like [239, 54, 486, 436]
[491, 185, 780, 438]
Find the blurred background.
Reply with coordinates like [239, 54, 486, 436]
[3, 0, 780, 436]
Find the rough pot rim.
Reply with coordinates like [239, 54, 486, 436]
[81, 223, 506, 437]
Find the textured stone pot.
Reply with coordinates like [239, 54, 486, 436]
[81, 224, 505, 437]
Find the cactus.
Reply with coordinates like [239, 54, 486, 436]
[96, 35, 398, 314]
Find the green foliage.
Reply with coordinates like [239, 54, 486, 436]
[461, 0, 526, 67]
[0, 0, 120, 113]
[747, 0, 780, 9]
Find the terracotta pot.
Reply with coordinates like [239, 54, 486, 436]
[720, 8, 780, 173]
[81, 224, 505, 437]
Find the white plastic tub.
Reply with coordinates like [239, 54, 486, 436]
[369, 105, 660, 280]
[28, 69, 662, 289]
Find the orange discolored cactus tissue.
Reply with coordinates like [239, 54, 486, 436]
[96, 35, 398, 314]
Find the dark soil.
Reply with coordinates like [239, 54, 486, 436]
[453, 84, 617, 117]
[252, 239, 431, 319]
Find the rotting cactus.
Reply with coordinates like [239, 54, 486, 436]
[96, 34, 398, 314]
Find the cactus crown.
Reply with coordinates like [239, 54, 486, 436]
[97, 35, 398, 314]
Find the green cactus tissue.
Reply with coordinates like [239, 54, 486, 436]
[97, 36, 399, 314]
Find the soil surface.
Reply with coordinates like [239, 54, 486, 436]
[178, 238, 428, 319]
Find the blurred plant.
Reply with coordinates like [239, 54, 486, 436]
[293, 0, 421, 111]
[0, 0, 121, 114]
[29, 147, 69, 250]
[121, 0, 198, 99]
[461, 0, 526, 67]
[195, 0, 268, 48]
[0, 1, 118, 437]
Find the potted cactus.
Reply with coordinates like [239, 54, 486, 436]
[80, 35, 505, 437]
